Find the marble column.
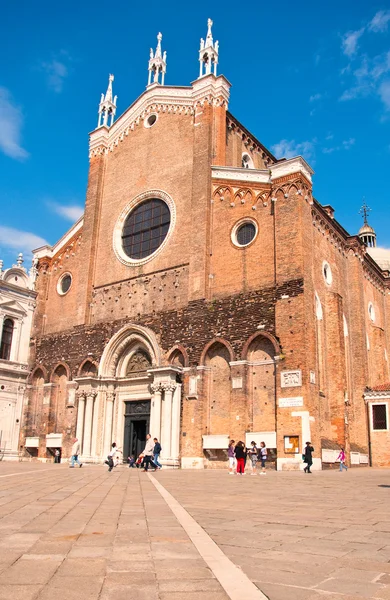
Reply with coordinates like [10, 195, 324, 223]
[90, 391, 100, 458]
[170, 383, 182, 462]
[103, 392, 115, 457]
[161, 384, 176, 460]
[83, 392, 96, 457]
[150, 384, 162, 441]
[75, 392, 86, 447]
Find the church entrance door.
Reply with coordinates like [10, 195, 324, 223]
[123, 401, 151, 460]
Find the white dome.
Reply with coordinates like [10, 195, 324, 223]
[368, 247, 390, 271]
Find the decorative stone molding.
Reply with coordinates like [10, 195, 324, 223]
[89, 75, 230, 158]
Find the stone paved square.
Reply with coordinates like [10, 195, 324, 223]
[0, 463, 389, 599]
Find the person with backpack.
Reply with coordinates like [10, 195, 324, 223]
[153, 437, 162, 469]
[303, 441, 314, 473]
[248, 441, 258, 475]
[259, 441, 267, 475]
[337, 447, 348, 472]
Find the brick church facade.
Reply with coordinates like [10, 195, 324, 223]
[21, 21, 390, 468]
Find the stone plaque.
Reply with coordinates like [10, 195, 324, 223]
[350, 452, 360, 465]
[232, 377, 243, 389]
[310, 371, 316, 384]
[281, 370, 302, 388]
[188, 376, 197, 396]
[322, 449, 337, 463]
[278, 397, 303, 408]
[359, 454, 369, 464]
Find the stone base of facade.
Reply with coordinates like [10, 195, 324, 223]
[181, 457, 205, 469]
[277, 457, 322, 471]
[0, 451, 21, 462]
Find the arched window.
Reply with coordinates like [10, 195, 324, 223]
[242, 153, 254, 169]
[0, 318, 14, 360]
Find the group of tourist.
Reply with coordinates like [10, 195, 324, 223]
[228, 440, 268, 475]
[68, 435, 348, 474]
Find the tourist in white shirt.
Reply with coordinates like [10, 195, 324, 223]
[106, 443, 117, 472]
[142, 434, 158, 472]
[70, 438, 83, 468]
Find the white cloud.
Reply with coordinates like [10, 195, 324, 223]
[342, 137, 355, 149]
[342, 28, 365, 57]
[340, 51, 390, 107]
[322, 138, 356, 154]
[0, 226, 48, 255]
[379, 80, 390, 110]
[48, 202, 84, 221]
[0, 87, 29, 160]
[271, 139, 316, 162]
[41, 59, 68, 93]
[309, 93, 322, 102]
[369, 10, 390, 33]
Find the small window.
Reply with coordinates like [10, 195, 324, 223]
[368, 302, 376, 323]
[232, 219, 258, 248]
[0, 318, 14, 361]
[322, 261, 333, 285]
[144, 113, 158, 128]
[57, 273, 72, 296]
[372, 404, 388, 430]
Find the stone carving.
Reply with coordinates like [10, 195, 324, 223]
[125, 400, 151, 415]
[280, 370, 302, 388]
[106, 392, 116, 402]
[161, 382, 177, 393]
[126, 351, 152, 375]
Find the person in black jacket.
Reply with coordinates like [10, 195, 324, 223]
[153, 437, 162, 469]
[234, 441, 247, 475]
[303, 442, 314, 473]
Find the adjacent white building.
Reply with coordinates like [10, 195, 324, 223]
[0, 255, 37, 459]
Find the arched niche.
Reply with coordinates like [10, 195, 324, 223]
[29, 368, 45, 430]
[244, 333, 277, 433]
[50, 364, 69, 432]
[167, 345, 188, 368]
[204, 342, 231, 435]
[78, 360, 98, 377]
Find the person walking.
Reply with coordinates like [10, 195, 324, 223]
[303, 441, 314, 473]
[153, 438, 162, 469]
[235, 441, 247, 475]
[142, 434, 158, 472]
[70, 438, 83, 468]
[248, 441, 258, 475]
[337, 447, 348, 472]
[106, 442, 117, 472]
[54, 449, 61, 464]
[259, 442, 267, 475]
[228, 440, 236, 475]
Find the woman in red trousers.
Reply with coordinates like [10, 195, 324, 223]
[234, 441, 247, 475]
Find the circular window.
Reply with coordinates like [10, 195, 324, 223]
[57, 273, 72, 296]
[232, 219, 258, 248]
[322, 261, 333, 285]
[122, 198, 171, 260]
[368, 302, 376, 322]
[144, 113, 158, 128]
[114, 190, 176, 267]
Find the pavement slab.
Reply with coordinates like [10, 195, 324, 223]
[0, 463, 389, 599]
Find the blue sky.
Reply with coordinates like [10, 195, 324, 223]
[1, 0, 390, 267]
